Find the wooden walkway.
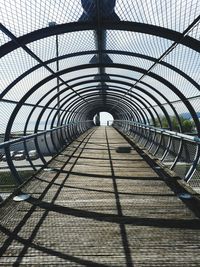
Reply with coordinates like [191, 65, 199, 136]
[0, 127, 200, 266]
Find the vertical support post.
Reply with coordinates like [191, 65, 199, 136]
[55, 33, 60, 127]
[94, 112, 100, 126]
[48, 22, 60, 126]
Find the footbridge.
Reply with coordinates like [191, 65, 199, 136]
[0, 0, 200, 266]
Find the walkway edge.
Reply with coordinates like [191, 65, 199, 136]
[115, 126, 200, 218]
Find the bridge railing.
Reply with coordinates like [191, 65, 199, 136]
[0, 120, 93, 192]
[113, 120, 200, 192]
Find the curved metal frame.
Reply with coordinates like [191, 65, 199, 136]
[1, 18, 200, 184]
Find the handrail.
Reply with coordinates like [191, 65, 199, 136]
[114, 120, 200, 144]
[0, 120, 93, 149]
[113, 119, 200, 184]
[0, 120, 94, 186]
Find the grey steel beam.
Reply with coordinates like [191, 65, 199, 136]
[0, 23, 88, 105]
[1, 21, 200, 59]
[2, 49, 198, 102]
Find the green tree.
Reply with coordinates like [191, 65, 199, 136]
[151, 115, 194, 133]
[182, 119, 194, 133]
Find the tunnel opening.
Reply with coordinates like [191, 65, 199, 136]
[93, 112, 114, 126]
[100, 112, 114, 126]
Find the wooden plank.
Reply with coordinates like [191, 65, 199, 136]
[0, 126, 200, 266]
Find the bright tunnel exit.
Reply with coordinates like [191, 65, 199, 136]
[100, 112, 114, 126]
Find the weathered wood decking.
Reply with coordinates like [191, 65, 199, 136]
[0, 127, 200, 266]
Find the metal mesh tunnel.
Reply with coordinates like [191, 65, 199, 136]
[1, 0, 200, 192]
